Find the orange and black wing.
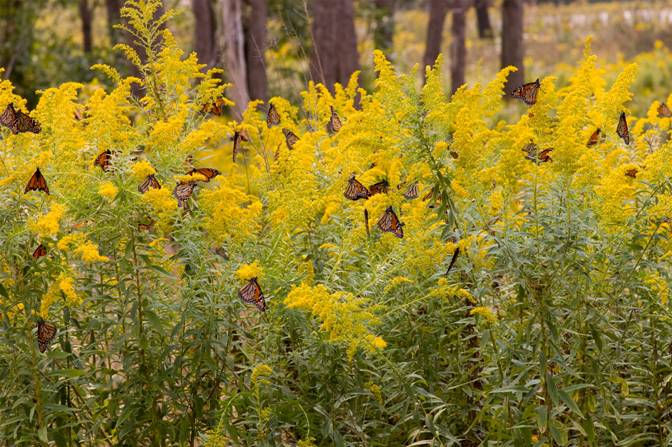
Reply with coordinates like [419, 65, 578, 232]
[617, 112, 630, 144]
[537, 148, 553, 163]
[0, 103, 17, 129]
[32, 243, 46, 259]
[94, 150, 113, 172]
[138, 220, 155, 231]
[658, 102, 672, 118]
[238, 277, 266, 311]
[377, 206, 404, 238]
[403, 182, 419, 200]
[24, 168, 49, 194]
[625, 168, 638, 178]
[138, 174, 161, 193]
[344, 175, 370, 200]
[511, 79, 540, 105]
[203, 97, 227, 116]
[188, 167, 221, 182]
[37, 320, 57, 353]
[267, 103, 280, 127]
[327, 106, 342, 134]
[13, 110, 41, 134]
[587, 128, 601, 147]
[232, 130, 249, 162]
[173, 182, 197, 208]
[282, 128, 299, 149]
[369, 180, 389, 195]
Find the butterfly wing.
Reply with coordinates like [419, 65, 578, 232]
[658, 102, 672, 118]
[404, 182, 419, 199]
[232, 131, 248, 162]
[173, 182, 196, 208]
[587, 128, 601, 147]
[14, 110, 41, 134]
[138, 174, 161, 193]
[238, 278, 266, 311]
[94, 150, 113, 172]
[327, 106, 342, 134]
[24, 168, 49, 194]
[369, 180, 389, 195]
[377, 207, 404, 238]
[0, 103, 17, 132]
[344, 175, 370, 200]
[203, 97, 226, 116]
[538, 148, 553, 163]
[37, 320, 57, 353]
[32, 244, 46, 259]
[267, 104, 280, 127]
[512, 79, 540, 105]
[617, 112, 630, 144]
[625, 168, 638, 178]
[282, 128, 299, 149]
[189, 168, 221, 182]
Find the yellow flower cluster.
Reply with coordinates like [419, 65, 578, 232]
[29, 203, 66, 238]
[470, 306, 498, 324]
[98, 181, 118, 200]
[236, 261, 263, 281]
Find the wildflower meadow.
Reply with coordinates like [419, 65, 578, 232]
[1, 0, 672, 446]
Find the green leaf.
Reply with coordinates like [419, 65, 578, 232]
[558, 389, 584, 418]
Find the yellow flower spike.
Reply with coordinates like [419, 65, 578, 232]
[29, 203, 66, 238]
[236, 261, 263, 281]
[98, 181, 118, 200]
[251, 364, 273, 385]
[74, 241, 109, 263]
[470, 306, 497, 324]
[131, 160, 156, 180]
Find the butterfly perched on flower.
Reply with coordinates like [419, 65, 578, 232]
[403, 182, 419, 200]
[377, 206, 404, 238]
[658, 102, 672, 118]
[617, 112, 630, 144]
[138, 174, 161, 193]
[0, 103, 41, 134]
[188, 167, 220, 182]
[173, 182, 197, 208]
[25, 168, 49, 194]
[238, 277, 266, 311]
[282, 128, 299, 149]
[32, 243, 46, 259]
[344, 174, 370, 200]
[523, 143, 553, 164]
[232, 130, 249, 162]
[267, 103, 280, 127]
[511, 79, 540, 105]
[326, 106, 342, 134]
[624, 168, 638, 178]
[369, 179, 390, 196]
[94, 150, 114, 172]
[587, 128, 602, 147]
[202, 97, 228, 116]
[36, 319, 57, 353]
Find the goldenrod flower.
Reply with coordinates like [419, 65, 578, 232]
[236, 261, 263, 281]
[470, 306, 497, 324]
[98, 181, 118, 200]
[29, 203, 66, 238]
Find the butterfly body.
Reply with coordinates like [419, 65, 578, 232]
[511, 79, 540, 105]
[25, 168, 49, 194]
[232, 130, 249, 162]
[0, 103, 41, 134]
[377, 206, 404, 238]
[94, 150, 113, 172]
[344, 175, 371, 200]
[138, 174, 161, 193]
[37, 320, 57, 353]
[238, 277, 266, 311]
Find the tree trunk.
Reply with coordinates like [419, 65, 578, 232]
[218, 0, 249, 117]
[192, 0, 217, 67]
[373, 0, 395, 55]
[475, 0, 493, 39]
[450, 0, 466, 93]
[243, 0, 268, 101]
[422, 0, 448, 72]
[309, 0, 359, 91]
[79, 0, 94, 53]
[105, 0, 122, 45]
[501, 0, 524, 95]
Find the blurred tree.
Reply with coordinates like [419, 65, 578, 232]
[78, 0, 94, 53]
[474, 0, 493, 39]
[105, 0, 123, 45]
[218, 0, 250, 116]
[450, 0, 466, 93]
[243, 0, 268, 101]
[423, 0, 448, 75]
[309, 0, 359, 91]
[501, 0, 524, 95]
[192, 0, 217, 67]
[373, 0, 396, 54]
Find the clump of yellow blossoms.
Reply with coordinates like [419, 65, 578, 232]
[236, 261, 263, 281]
[98, 181, 118, 200]
[29, 203, 66, 238]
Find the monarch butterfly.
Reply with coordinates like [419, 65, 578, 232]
[32, 243, 46, 259]
[344, 174, 371, 200]
[212, 246, 229, 259]
[617, 112, 630, 144]
[173, 182, 197, 208]
[37, 320, 57, 353]
[326, 106, 342, 134]
[202, 97, 227, 116]
[282, 128, 299, 149]
[403, 182, 419, 200]
[446, 247, 460, 274]
[138, 220, 155, 231]
[511, 79, 540, 105]
[587, 128, 602, 147]
[238, 277, 266, 311]
[377, 206, 404, 238]
[658, 102, 672, 118]
[94, 150, 113, 172]
[25, 168, 49, 194]
[523, 143, 553, 164]
[188, 167, 221, 182]
[138, 174, 161, 193]
[232, 130, 249, 162]
[0, 103, 41, 134]
[267, 103, 280, 127]
[369, 179, 390, 196]
[624, 168, 638, 178]
[364, 208, 370, 238]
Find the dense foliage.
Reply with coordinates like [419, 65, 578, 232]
[1, 1, 671, 446]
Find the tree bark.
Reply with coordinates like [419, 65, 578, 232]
[501, 0, 525, 95]
[475, 0, 493, 39]
[309, 0, 359, 91]
[450, 0, 467, 93]
[243, 0, 268, 101]
[79, 0, 94, 53]
[192, 0, 217, 67]
[422, 0, 449, 72]
[373, 0, 395, 55]
[105, 0, 122, 45]
[218, 0, 249, 117]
